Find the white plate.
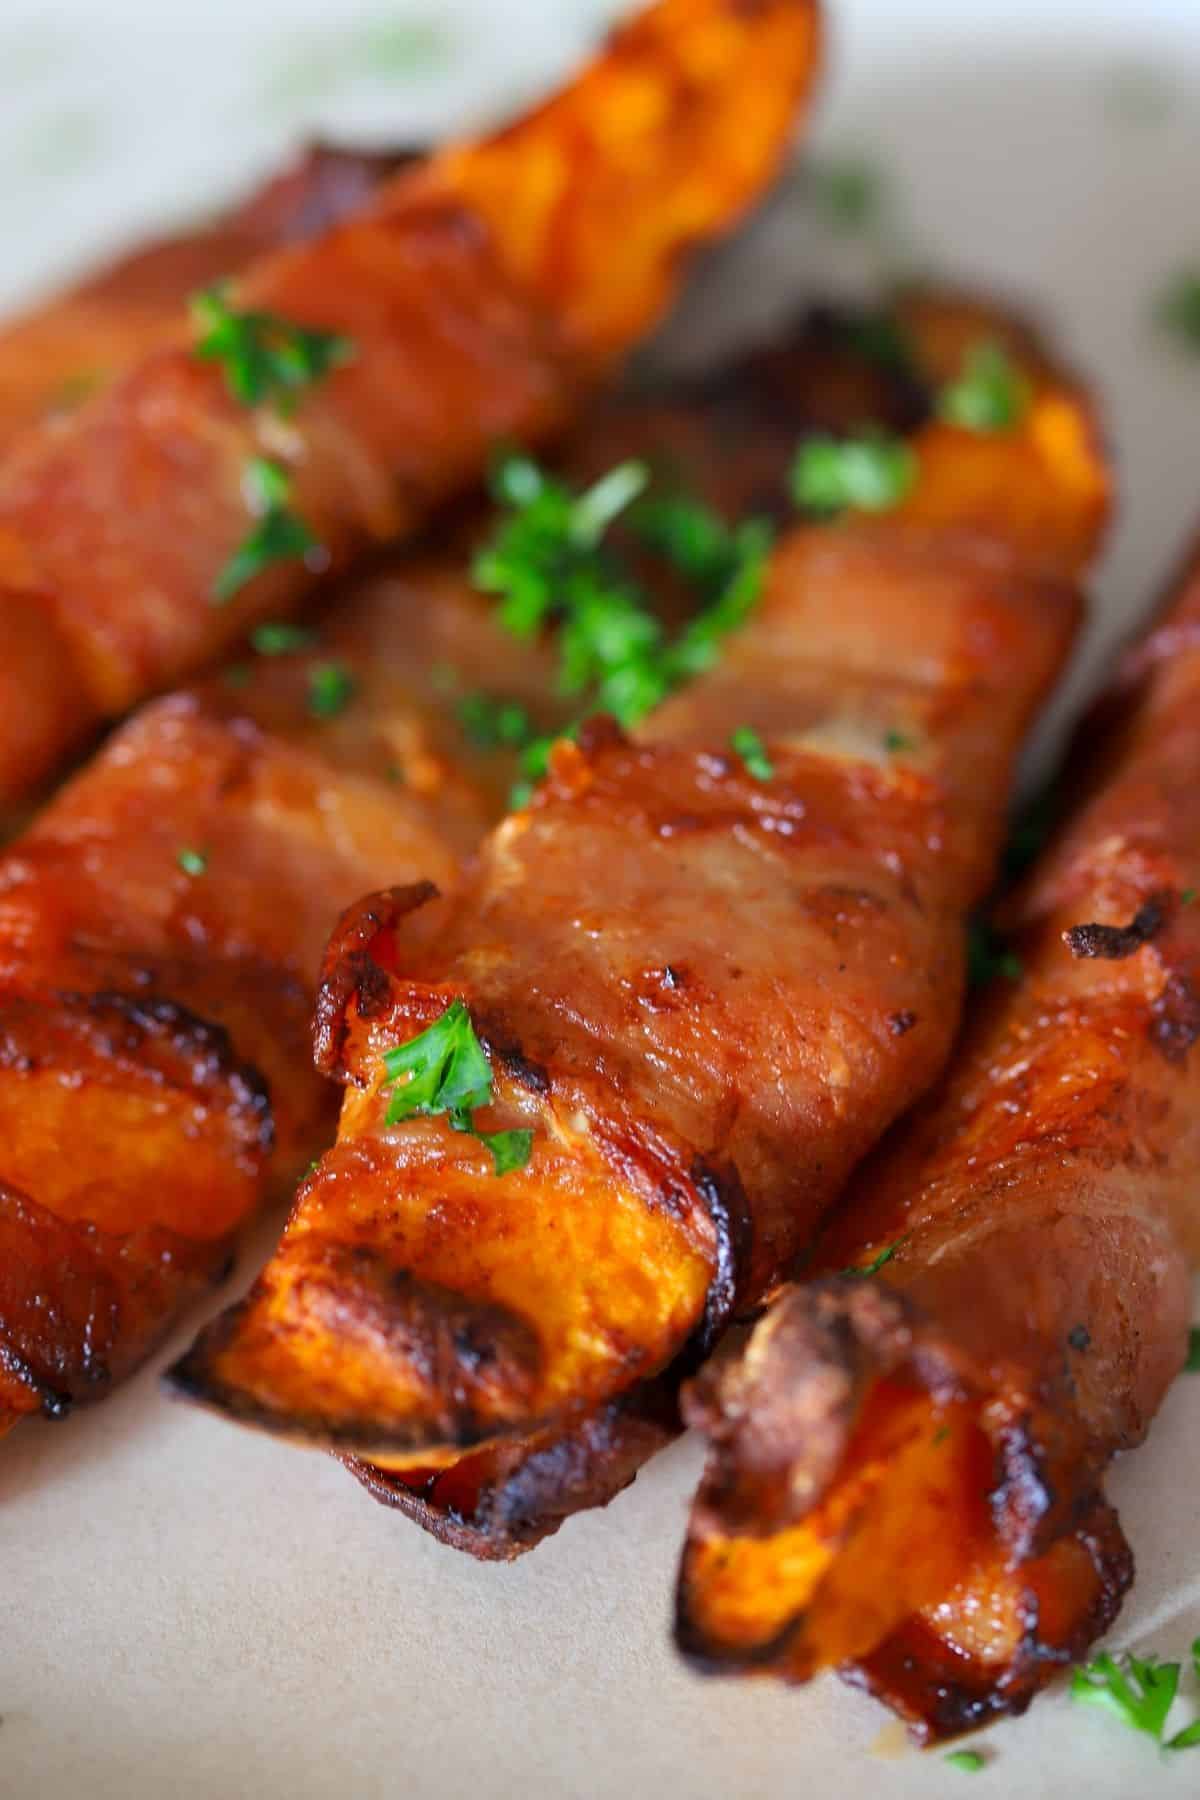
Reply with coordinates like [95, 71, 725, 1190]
[3, 5, 1200, 1797]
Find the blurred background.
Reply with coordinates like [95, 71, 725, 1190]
[3, 0, 1197, 753]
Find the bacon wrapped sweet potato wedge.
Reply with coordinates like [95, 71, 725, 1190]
[170, 295, 1110, 1559]
[0, 0, 820, 812]
[673, 534, 1200, 1742]
[0, 280, 911, 1444]
[0, 144, 417, 455]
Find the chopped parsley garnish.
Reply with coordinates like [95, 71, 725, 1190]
[790, 430, 916, 518]
[731, 725, 773, 781]
[807, 155, 885, 234]
[251, 621, 319, 656]
[884, 729, 914, 753]
[176, 847, 208, 877]
[1186, 1327, 1200, 1372]
[457, 693, 536, 752]
[213, 458, 318, 604]
[842, 310, 919, 378]
[1159, 272, 1200, 351]
[843, 1239, 905, 1279]
[473, 452, 773, 804]
[938, 340, 1031, 434]
[191, 285, 352, 410]
[307, 661, 356, 719]
[967, 918, 1023, 986]
[381, 998, 533, 1177]
[1182, 888, 1198, 907]
[943, 1751, 985, 1773]
[1072, 1638, 1200, 1752]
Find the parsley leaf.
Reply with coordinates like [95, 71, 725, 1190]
[1185, 1327, 1200, 1372]
[1160, 272, 1200, 352]
[943, 1750, 985, 1773]
[790, 430, 916, 518]
[251, 621, 318, 656]
[307, 662, 356, 719]
[176, 847, 208, 877]
[967, 918, 1023, 987]
[192, 285, 352, 410]
[731, 725, 773, 781]
[381, 998, 532, 1177]
[1071, 1650, 1181, 1739]
[456, 694, 536, 752]
[1181, 888, 1198, 907]
[807, 156, 885, 234]
[843, 1239, 905, 1279]
[938, 341, 1031, 434]
[213, 458, 318, 604]
[884, 729, 914, 753]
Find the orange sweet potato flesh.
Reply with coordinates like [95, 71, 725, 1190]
[170, 297, 1109, 1553]
[0, 295, 903, 1444]
[675, 537, 1200, 1740]
[0, 0, 821, 810]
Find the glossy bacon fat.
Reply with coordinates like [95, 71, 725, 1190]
[170, 296, 1109, 1557]
[0, 0, 821, 810]
[673, 539, 1200, 1742]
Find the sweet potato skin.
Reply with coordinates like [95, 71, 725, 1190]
[0, 0, 821, 809]
[172, 296, 1106, 1547]
[675, 540, 1200, 1740]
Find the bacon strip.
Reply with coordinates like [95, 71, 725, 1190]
[673, 536, 1200, 1742]
[0, 0, 820, 811]
[170, 296, 1109, 1558]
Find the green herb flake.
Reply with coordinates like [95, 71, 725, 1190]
[1181, 888, 1198, 907]
[943, 1750, 985, 1773]
[177, 847, 208, 877]
[884, 729, 914, 753]
[1003, 784, 1060, 882]
[731, 725, 774, 782]
[213, 458, 318, 605]
[1070, 1649, 1181, 1739]
[474, 451, 773, 748]
[967, 918, 1023, 987]
[807, 156, 885, 234]
[457, 693, 536, 753]
[1167, 1719, 1200, 1751]
[307, 662, 356, 720]
[1185, 1328, 1200, 1372]
[938, 340, 1031, 434]
[1160, 272, 1200, 352]
[381, 998, 532, 1177]
[223, 662, 252, 690]
[251, 621, 318, 656]
[843, 1238, 905, 1279]
[191, 284, 352, 410]
[790, 430, 916, 519]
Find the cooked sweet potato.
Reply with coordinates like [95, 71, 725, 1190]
[170, 296, 1109, 1561]
[0, 143, 415, 455]
[674, 534, 1200, 1741]
[0, 0, 821, 810]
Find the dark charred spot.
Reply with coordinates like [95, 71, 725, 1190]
[1150, 972, 1200, 1064]
[313, 881, 437, 1078]
[1067, 1324, 1091, 1353]
[888, 1009, 918, 1036]
[1063, 894, 1167, 960]
[688, 1160, 753, 1358]
[491, 1041, 550, 1096]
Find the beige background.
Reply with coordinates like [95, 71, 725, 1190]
[4, 3, 1200, 1795]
